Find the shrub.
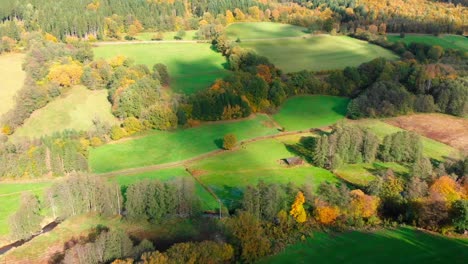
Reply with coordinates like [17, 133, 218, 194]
[223, 133, 237, 150]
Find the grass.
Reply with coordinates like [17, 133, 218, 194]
[335, 162, 409, 187]
[240, 35, 399, 72]
[353, 120, 459, 161]
[387, 34, 468, 52]
[0, 53, 25, 117]
[0, 182, 52, 238]
[260, 227, 468, 264]
[94, 43, 229, 94]
[273, 96, 349, 131]
[11, 86, 118, 141]
[106, 167, 219, 211]
[135, 30, 198, 41]
[90, 114, 279, 173]
[189, 139, 338, 207]
[226, 22, 308, 40]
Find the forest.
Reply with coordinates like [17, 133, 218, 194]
[0, 0, 467, 263]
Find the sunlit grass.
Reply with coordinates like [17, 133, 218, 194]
[0, 53, 25, 117]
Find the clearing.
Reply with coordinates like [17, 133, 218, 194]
[89, 114, 279, 173]
[334, 162, 409, 187]
[189, 138, 338, 208]
[226, 22, 308, 40]
[273, 96, 349, 131]
[386, 114, 468, 152]
[260, 227, 468, 264]
[11, 86, 118, 141]
[94, 43, 229, 94]
[0, 53, 26, 117]
[387, 34, 468, 51]
[240, 35, 399, 72]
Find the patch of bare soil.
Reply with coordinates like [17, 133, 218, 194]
[385, 114, 468, 152]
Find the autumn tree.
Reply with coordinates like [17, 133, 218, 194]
[48, 60, 84, 87]
[290, 191, 307, 223]
[9, 192, 43, 240]
[429, 176, 466, 203]
[314, 199, 340, 225]
[223, 133, 237, 150]
[349, 189, 380, 222]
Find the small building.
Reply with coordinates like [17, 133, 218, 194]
[282, 157, 304, 166]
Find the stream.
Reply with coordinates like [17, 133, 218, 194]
[0, 221, 59, 255]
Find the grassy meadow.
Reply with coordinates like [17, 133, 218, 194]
[226, 22, 308, 40]
[260, 227, 468, 264]
[387, 34, 468, 51]
[334, 162, 409, 187]
[11, 86, 118, 141]
[189, 139, 338, 207]
[94, 43, 229, 94]
[0, 53, 26, 117]
[90, 114, 279, 173]
[135, 30, 198, 41]
[241, 35, 399, 72]
[273, 96, 349, 131]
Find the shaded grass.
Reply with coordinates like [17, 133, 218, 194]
[107, 167, 219, 211]
[335, 162, 409, 187]
[190, 139, 338, 208]
[353, 120, 460, 161]
[94, 43, 229, 94]
[273, 96, 349, 131]
[260, 227, 468, 264]
[90, 115, 279, 173]
[226, 22, 308, 40]
[241, 35, 399, 72]
[0, 53, 25, 117]
[135, 30, 198, 41]
[387, 34, 468, 52]
[11, 86, 118, 141]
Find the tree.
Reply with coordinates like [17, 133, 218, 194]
[349, 189, 380, 219]
[427, 45, 444, 61]
[451, 200, 468, 233]
[429, 176, 466, 203]
[315, 200, 340, 225]
[48, 61, 84, 87]
[153, 64, 170, 86]
[9, 192, 43, 240]
[223, 133, 237, 150]
[290, 191, 307, 223]
[111, 125, 127, 140]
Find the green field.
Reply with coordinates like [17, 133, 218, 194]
[90, 115, 279, 173]
[354, 120, 459, 161]
[335, 162, 409, 187]
[11, 86, 118, 141]
[260, 227, 468, 264]
[94, 43, 229, 94]
[388, 34, 468, 51]
[273, 96, 349, 131]
[107, 167, 219, 211]
[241, 35, 399, 72]
[0, 182, 52, 237]
[226, 22, 308, 40]
[135, 30, 198, 41]
[190, 139, 338, 206]
[0, 54, 26, 117]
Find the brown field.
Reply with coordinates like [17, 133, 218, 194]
[385, 114, 468, 152]
[0, 53, 26, 117]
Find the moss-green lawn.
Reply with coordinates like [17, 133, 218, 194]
[260, 227, 468, 264]
[241, 35, 399, 72]
[94, 43, 229, 94]
[226, 22, 308, 40]
[273, 96, 349, 131]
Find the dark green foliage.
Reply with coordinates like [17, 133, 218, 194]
[379, 131, 422, 163]
[316, 182, 350, 208]
[431, 77, 468, 117]
[242, 181, 287, 221]
[451, 200, 468, 233]
[411, 156, 433, 180]
[153, 63, 170, 86]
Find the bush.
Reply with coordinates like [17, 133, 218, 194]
[223, 133, 237, 150]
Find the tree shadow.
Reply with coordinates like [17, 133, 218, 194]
[213, 138, 223, 149]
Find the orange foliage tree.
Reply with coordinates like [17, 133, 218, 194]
[47, 60, 83, 87]
[290, 191, 307, 223]
[349, 189, 379, 219]
[429, 176, 466, 203]
[314, 199, 340, 225]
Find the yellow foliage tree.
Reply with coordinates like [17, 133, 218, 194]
[350, 189, 379, 218]
[47, 60, 84, 87]
[290, 191, 307, 223]
[226, 10, 235, 24]
[429, 176, 466, 203]
[315, 199, 340, 225]
[1, 125, 12, 135]
[45, 33, 58, 43]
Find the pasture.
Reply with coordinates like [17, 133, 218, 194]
[260, 227, 468, 264]
[135, 30, 198, 41]
[334, 162, 409, 187]
[352, 120, 460, 161]
[273, 96, 349, 131]
[11, 86, 118, 141]
[0, 53, 26, 117]
[189, 139, 338, 207]
[387, 34, 468, 51]
[226, 22, 308, 40]
[386, 114, 468, 151]
[240, 35, 399, 72]
[107, 167, 219, 211]
[0, 182, 51, 239]
[90, 114, 279, 173]
[94, 43, 229, 94]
